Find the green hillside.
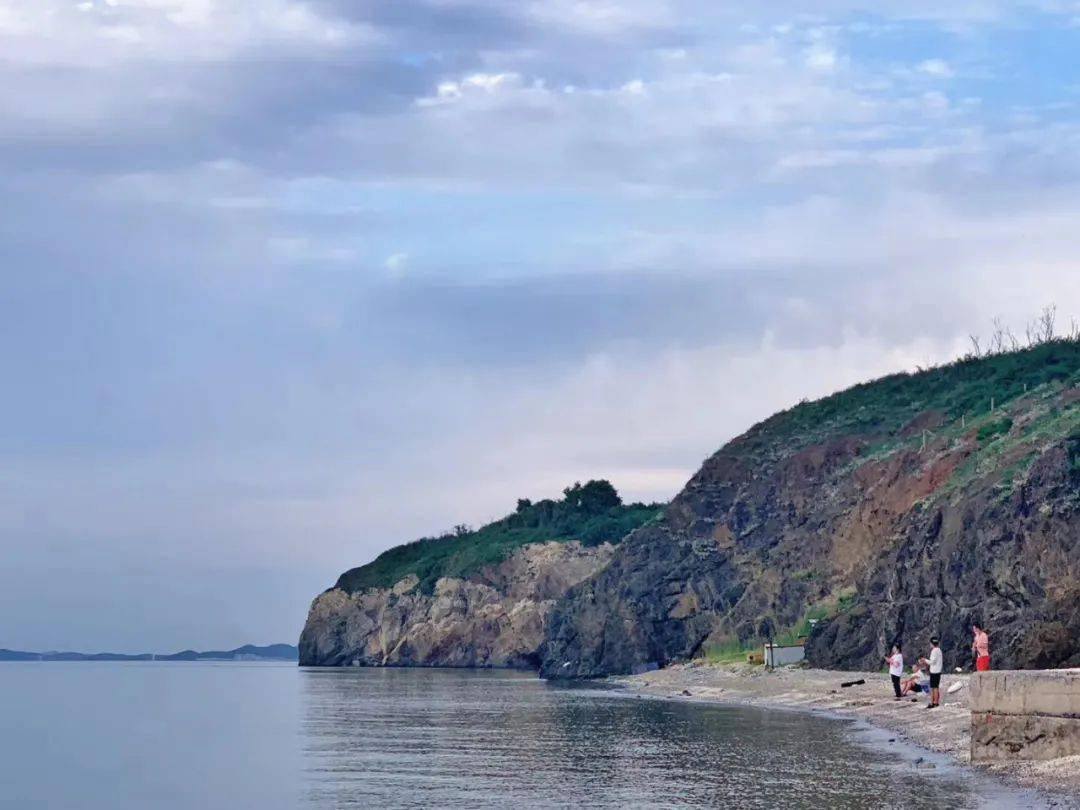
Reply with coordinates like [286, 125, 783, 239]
[751, 339, 1080, 457]
[335, 480, 663, 595]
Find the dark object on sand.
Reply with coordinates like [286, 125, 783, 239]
[681, 689, 691, 696]
[840, 679, 865, 688]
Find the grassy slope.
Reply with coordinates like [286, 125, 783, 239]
[746, 339, 1080, 459]
[335, 481, 663, 595]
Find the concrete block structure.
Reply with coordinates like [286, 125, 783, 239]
[971, 670, 1080, 761]
[763, 642, 805, 668]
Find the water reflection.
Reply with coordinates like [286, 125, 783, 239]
[300, 668, 1003, 809]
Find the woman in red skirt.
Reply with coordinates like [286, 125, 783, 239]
[972, 622, 991, 671]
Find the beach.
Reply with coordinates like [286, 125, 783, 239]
[613, 662, 1080, 807]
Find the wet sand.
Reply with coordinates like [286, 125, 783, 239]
[613, 662, 1080, 807]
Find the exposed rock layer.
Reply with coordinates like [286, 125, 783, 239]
[540, 378, 1080, 678]
[299, 541, 613, 667]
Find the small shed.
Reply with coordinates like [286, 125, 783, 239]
[763, 641, 805, 668]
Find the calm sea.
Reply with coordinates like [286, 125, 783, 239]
[0, 663, 1045, 809]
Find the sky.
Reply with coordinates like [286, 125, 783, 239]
[3, 0, 1080, 652]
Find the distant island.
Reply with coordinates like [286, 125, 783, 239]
[0, 643, 298, 662]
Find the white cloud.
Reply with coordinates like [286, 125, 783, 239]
[384, 252, 409, 275]
[917, 58, 954, 77]
[805, 45, 839, 72]
[417, 72, 526, 106]
[523, 0, 675, 35]
[266, 236, 357, 264]
[388, 48, 882, 192]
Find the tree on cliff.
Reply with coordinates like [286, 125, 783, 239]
[562, 480, 622, 515]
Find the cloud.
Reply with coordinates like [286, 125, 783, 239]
[3, 0, 1080, 650]
[0, 0, 379, 67]
[917, 58, 954, 77]
[384, 252, 409, 274]
[805, 45, 839, 72]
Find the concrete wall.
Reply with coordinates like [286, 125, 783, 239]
[971, 670, 1080, 762]
[763, 644, 804, 668]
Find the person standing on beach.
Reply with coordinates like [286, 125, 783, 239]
[972, 623, 991, 672]
[885, 643, 904, 699]
[919, 637, 943, 709]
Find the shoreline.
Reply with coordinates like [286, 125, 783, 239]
[611, 661, 1080, 808]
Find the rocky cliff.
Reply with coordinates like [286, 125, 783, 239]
[540, 342, 1080, 677]
[300, 480, 661, 667]
[300, 541, 613, 667]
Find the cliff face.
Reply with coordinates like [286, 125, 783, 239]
[540, 346, 1080, 677]
[299, 541, 614, 668]
[807, 440, 1080, 671]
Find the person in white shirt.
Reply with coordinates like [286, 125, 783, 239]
[884, 642, 904, 700]
[919, 636, 944, 709]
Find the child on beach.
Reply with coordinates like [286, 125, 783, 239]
[900, 662, 928, 697]
[885, 643, 904, 699]
[919, 636, 943, 709]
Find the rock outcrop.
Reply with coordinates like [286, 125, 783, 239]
[540, 345, 1080, 678]
[805, 441, 1080, 671]
[299, 541, 614, 668]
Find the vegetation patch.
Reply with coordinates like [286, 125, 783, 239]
[977, 417, 1013, 443]
[791, 587, 857, 640]
[698, 587, 859, 662]
[699, 638, 756, 664]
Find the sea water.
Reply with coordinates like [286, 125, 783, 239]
[0, 663, 1045, 808]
